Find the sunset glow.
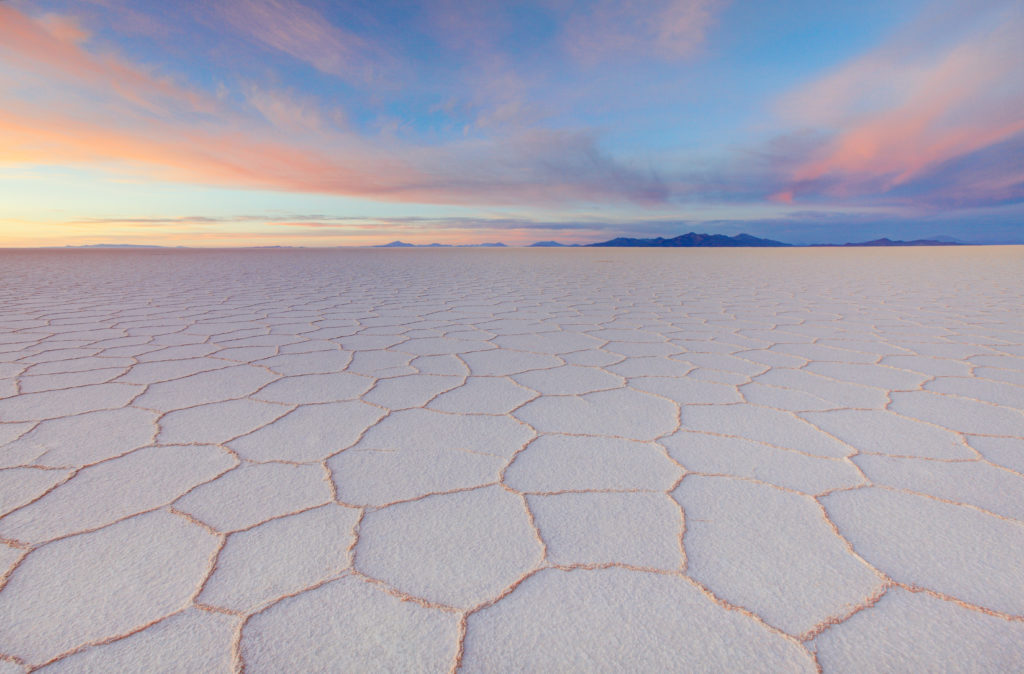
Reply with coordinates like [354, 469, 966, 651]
[1, 0, 1021, 246]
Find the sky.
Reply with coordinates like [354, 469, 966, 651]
[0, 0, 1021, 246]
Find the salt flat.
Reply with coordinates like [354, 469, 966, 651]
[0, 247, 1022, 671]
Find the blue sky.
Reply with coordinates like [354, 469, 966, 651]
[0, 0, 1021, 245]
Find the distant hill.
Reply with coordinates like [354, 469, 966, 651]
[376, 241, 416, 247]
[589, 232, 790, 247]
[843, 238, 963, 246]
[530, 241, 566, 247]
[807, 238, 966, 247]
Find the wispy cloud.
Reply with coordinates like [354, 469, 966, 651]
[209, 0, 391, 82]
[562, 0, 724, 63]
[243, 85, 330, 133]
[0, 5, 667, 206]
[773, 1, 1024, 206]
[0, 4, 213, 114]
[0, 106, 668, 205]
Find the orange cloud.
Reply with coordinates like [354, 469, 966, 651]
[0, 106, 417, 195]
[0, 95, 664, 206]
[777, 5, 1024, 202]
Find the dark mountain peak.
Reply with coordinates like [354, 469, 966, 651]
[589, 232, 790, 247]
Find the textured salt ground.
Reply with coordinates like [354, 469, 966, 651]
[0, 246, 1023, 672]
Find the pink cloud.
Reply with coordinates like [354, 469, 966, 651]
[36, 13, 91, 44]
[776, 4, 1024, 203]
[0, 4, 213, 114]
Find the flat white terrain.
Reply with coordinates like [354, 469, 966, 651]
[0, 247, 1022, 672]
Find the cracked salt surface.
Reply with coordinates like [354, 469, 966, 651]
[0, 246, 1023, 671]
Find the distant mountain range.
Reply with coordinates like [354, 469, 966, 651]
[62, 234, 1001, 250]
[320, 234, 977, 248]
[589, 232, 790, 247]
[376, 234, 976, 248]
[587, 233, 971, 247]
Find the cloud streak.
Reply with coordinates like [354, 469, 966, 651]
[774, 1, 1024, 206]
[0, 5, 668, 206]
[209, 0, 390, 82]
[0, 4, 213, 114]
